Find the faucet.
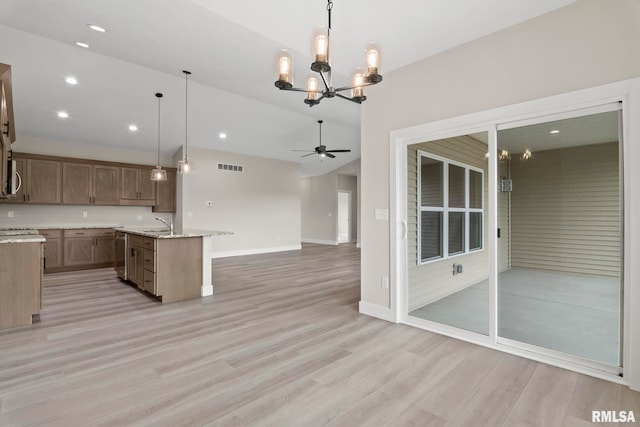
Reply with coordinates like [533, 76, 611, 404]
[155, 217, 174, 235]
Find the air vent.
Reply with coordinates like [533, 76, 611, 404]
[217, 163, 244, 172]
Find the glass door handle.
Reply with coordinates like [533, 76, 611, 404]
[401, 220, 408, 240]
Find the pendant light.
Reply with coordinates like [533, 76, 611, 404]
[177, 70, 193, 174]
[151, 92, 167, 181]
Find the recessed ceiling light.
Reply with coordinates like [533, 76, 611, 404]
[75, 42, 90, 48]
[129, 124, 138, 131]
[87, 24, 107, 33]
[57, 111, 69, 119]
[549, 129, 560, 134]
[65, 77, 78, 85]
[219, 132, 227, 140]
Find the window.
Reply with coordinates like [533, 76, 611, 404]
[418, 151, 483, 263]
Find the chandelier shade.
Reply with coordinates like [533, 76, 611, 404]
[274, 0, 382, 107]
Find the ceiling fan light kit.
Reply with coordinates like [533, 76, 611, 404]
[274, 0, 383, 107]
[297, 120, 351, 159]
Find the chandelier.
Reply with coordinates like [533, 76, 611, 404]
[274, 0, 382, 107]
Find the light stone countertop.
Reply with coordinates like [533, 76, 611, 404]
[115, 227, 233, 239]
[0, 229, 46, 244]
[0, 224, 122, 231]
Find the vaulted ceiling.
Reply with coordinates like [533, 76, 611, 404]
[0, 0, 575, 175]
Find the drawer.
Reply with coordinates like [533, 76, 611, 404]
[143, 249, 155, 271]
[65, 228, 115, 238]
[38, 229, 62, 239]
[143, 269, 156, 294]
[142, 237, 155, 250]
[128, 234, 144, 247]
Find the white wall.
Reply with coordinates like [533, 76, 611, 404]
[360, 0, 640, 388]
[301, 159, 360, 245]
[177, 145, 301, 257]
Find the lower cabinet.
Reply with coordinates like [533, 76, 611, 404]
[39, 229, 63, 272]
[61, 229, 115, 271]
[0, 241, 43, 330]
[122, 233, 202, 303]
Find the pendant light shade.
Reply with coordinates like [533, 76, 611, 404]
[151, 92, 167, 182]
[177, 70, 193, 174]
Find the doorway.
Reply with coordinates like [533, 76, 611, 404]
[338, 191, 351, 244]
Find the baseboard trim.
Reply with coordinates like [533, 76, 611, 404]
[301, 238, 339, 245]
[211, 245, 302, 259]
[359, 301, 396, 323]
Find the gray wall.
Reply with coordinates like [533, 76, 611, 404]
[177, 145, 301, 257]
[301, 159, 360, 245]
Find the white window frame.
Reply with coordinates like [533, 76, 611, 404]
[417, 150, 484, 265]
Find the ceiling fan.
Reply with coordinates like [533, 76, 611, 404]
[295, 120, 351, 159]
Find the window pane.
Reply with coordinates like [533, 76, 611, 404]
[469, 170, 482, 209]
[449, 165, 465, 208]
[448, 212, 464, 255]
[421, 211, 442, 260]
[421, 157, 443, 207]
[469, 212, 482, 250]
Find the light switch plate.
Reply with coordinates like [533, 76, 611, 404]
[8, 211, 13, 218]
[375, 208, 388, 221]
[82, 211, 88, 218]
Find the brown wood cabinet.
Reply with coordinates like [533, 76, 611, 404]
[0, 241, 42, 330]
[2, 153, 175, 208]
[39, 229, 63, 271]
[63, 228, 115, 269]
[123, 232, 201, 303]
[62, 162, 120, 205]
[153, 170, 176, 213]
[5, 158, 62, 204]
[121, 167, 155, 205]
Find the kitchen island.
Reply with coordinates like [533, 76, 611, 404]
[0, 229, 45, 329]
[116, 227, 231, 303]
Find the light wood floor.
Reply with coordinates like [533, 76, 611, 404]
[0, 243, 638, 426]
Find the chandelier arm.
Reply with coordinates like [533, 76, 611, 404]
[318, 70, 331, 92]
[335, 92, 364, 104]
[334, 80, 381, 92]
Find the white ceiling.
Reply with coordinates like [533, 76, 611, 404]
[0, 0, 576, 176]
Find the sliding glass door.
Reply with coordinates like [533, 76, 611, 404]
[407, 132, 490, 335]
[496, 108, 623, 367]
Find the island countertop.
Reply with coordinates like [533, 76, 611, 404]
[0, 229, 46, 244]
[115, 227, 233, 239]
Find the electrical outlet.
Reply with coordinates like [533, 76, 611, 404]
[188, 211, 193, 218]
[381, 276, 389, 289]
[82, 211, 88, 218]
[8, 211, 14, 218]
[136, 215, 143, 221]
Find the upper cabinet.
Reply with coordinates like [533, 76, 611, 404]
[153, 170, 176, 213]
[1, 153, 175, 211]
[120, 167, 156, 206]
[1, 63, 16, 199]
[63, 162, 120, 205]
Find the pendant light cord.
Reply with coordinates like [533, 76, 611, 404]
[327, 0, 333, 34]
[156, 92, 163, 167]
[183, 70, 191, 159]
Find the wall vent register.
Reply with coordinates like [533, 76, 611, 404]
[217, 163, 243, 172]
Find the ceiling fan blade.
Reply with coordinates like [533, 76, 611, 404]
[325, 153, 336, 158]
[292, 149, 313, 152]
[325, 149, 351, 153]
[301, 152, 316, 158]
